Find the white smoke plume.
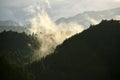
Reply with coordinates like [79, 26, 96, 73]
[26, 0, 84, 60]
[114, 15, 120, 20]
[44, 0, 51, 8]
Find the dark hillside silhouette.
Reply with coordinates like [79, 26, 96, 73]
[0, 31, 41, 80]
[0, 31, 40, 64]
[31, 20, 120, 80]
[0, 20, 120, 80]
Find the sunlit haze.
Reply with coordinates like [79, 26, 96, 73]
[0, 0, 120, 21]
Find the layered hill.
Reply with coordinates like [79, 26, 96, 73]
[56, 7, 120, 29]
[1, 20, 120, 80]
[0, 20, 29, 32]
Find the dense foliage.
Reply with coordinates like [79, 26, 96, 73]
[0, 56, 34, 80]
[0, 31, 40, 64]
[0, 31, 40, 80]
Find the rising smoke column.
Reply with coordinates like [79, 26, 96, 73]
[25, 0, 84, 60]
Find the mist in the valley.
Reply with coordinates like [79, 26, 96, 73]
[25, 0, 84, 60]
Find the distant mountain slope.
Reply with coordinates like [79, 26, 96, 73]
[0, 20, 20, 26]
[56, 7, 120, 29]
[32, 20, 120, 80]
[0, 20, 29, 32]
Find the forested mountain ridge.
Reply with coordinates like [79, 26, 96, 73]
[0, 20, 120, 80]
[32, 20, 120, 80]
[0, 31, 40, 64]
[0, 31, 41, 80]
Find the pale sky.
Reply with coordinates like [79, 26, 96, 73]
[0, 0, 120, 21]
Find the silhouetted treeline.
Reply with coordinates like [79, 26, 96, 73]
[0, 30, 40, 80]
[0, 31, 40, 64]
[29, 20, 120, 80]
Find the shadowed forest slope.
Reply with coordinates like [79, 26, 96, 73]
[0, 56, 35, 80]
[30, 20, 120, 80]
[0, 31, 40, 64]
[0, 31, 41, 80]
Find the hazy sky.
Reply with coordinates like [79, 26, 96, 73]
[0, 0, 120, 21]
